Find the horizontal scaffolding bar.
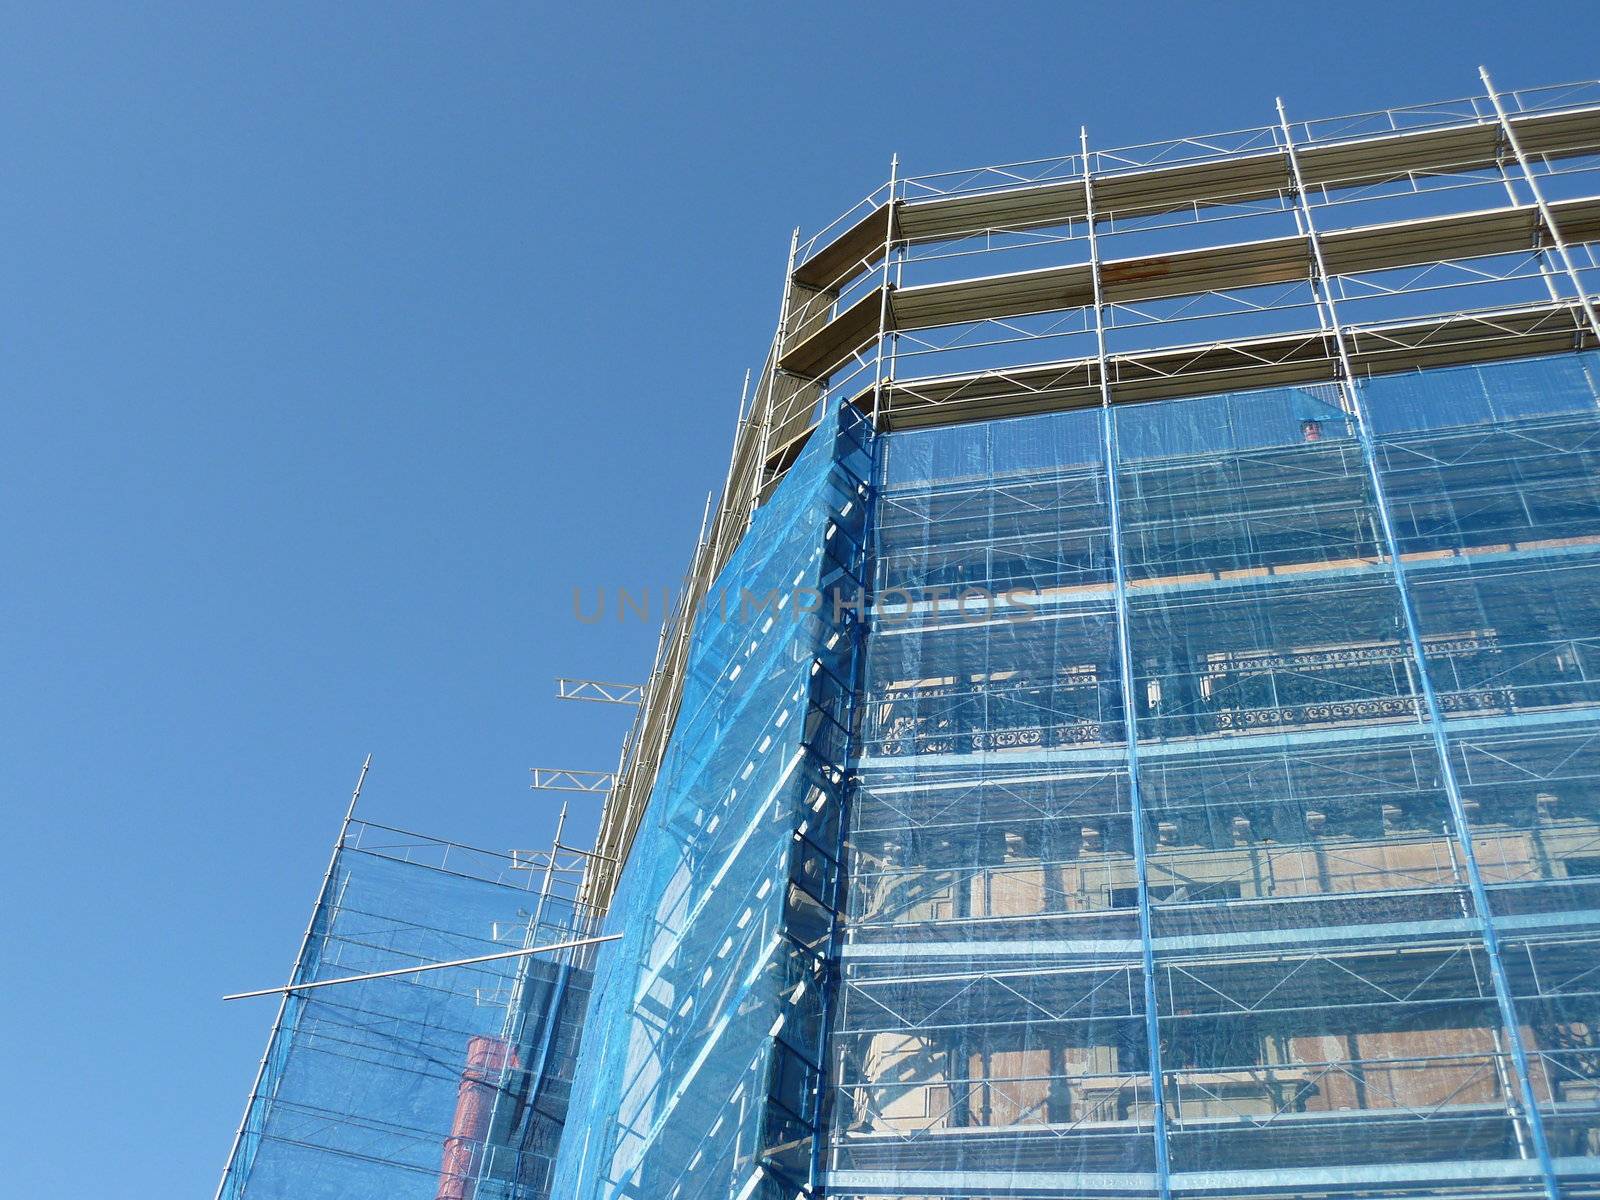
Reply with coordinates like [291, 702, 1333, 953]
[221, 933, 621, 1001]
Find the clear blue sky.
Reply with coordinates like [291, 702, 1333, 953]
[2, 2, 1596, 1193]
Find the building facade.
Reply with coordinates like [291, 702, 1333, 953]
[222, 74, 1600, 1200]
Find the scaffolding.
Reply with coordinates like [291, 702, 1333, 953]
[222, 70, 1600, 1200]
[591, 74, 1600, 916]
[573, 67, 1600, 1200]
[551, 401, 876, 1200]
[217, 799, 598, 1200]
[832, 350, 1600, 1200]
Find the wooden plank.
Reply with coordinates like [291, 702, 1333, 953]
[778, 289, 883, 377]
[892, 262, 1095, 329]
[793, 204, 895, 291]
[898, 178, 1088, 242]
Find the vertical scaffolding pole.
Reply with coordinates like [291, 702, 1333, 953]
[753, 230, 802, 514]
[1486, 127, 1565, 305]
[213, 754, 372, 1200]
[1276, 95, 1560, 1200]
[870, 155, 899, 430]
[1480, 66, 1600, 342]
[731, 366, 754, 500]
[1081, 126, 1173, 1200]
[477, 802, 582, 1195]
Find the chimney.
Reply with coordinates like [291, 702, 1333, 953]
[436, 1035, 518, 1200]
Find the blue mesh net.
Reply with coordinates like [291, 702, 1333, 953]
[550, 401, 876, 1200]
[219, 823, 594, 1200]
[827, 350, 1600, 1200]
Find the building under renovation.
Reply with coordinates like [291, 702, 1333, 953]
[219, 71, 1600, 1200]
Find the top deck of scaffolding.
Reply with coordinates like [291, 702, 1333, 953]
[792, 79, 1600, 287]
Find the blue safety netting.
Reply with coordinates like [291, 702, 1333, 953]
[549, 401, 875, 1200]
[827, 351, 1600, 1200]
[218, 823, 594, 1200]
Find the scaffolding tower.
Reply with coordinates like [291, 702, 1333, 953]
[572, 69, 1600, 1200]
[223, 72, 1600, 1200]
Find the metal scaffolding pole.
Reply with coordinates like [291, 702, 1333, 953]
[222, 933, 621, 1002]
[1481, 66, 1600, 342]
[1082, 124, 1173, 1200]
[753, 230, 802, 514]
[1276, 92, 1561, 1200]
[870, 154, 900, 430]
[214, 754, 372, 1200]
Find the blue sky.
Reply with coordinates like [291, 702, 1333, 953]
[2, 2, 1597, 1193]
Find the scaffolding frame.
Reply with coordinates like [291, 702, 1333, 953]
[590, 71, 1600, 915]
[216, 789, 599, 1200]
[554, 678, 643, 706]
[569, 69, 1600, 1200]
[220, 71, 1600, 1200]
